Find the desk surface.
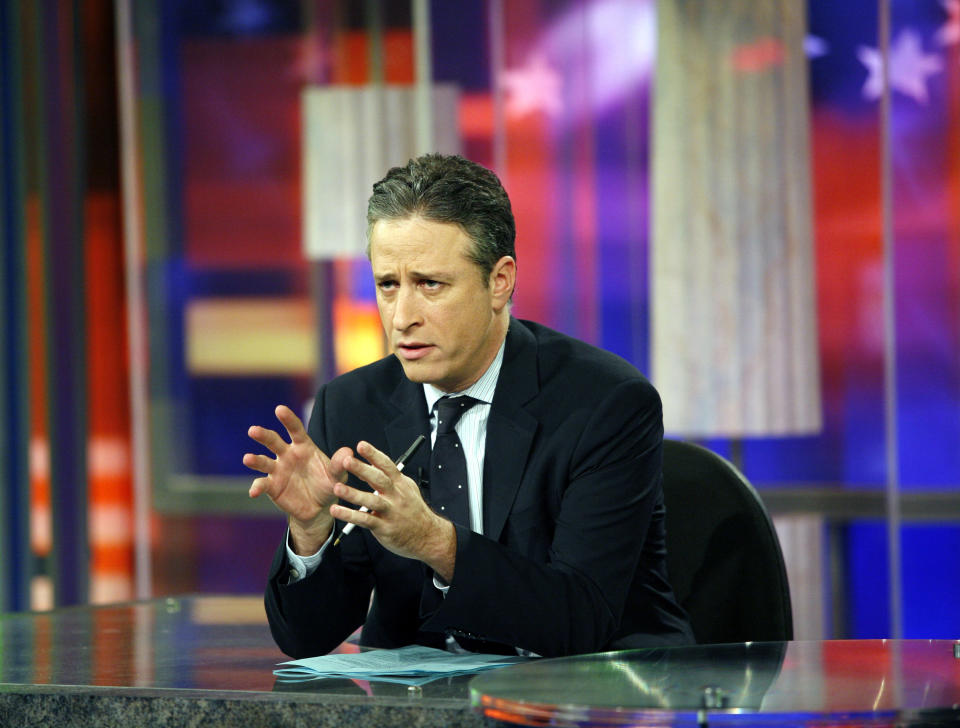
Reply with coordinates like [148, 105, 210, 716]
[0, 595, 484, 728]
[472, 639, 960, 726]
[5, 597, 959, 728]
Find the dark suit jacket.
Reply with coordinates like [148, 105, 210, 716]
[264, 319, 693, 658]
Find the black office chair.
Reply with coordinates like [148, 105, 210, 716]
[661, 439, 794, 644]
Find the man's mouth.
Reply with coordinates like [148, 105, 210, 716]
[396, 342, 434, 360]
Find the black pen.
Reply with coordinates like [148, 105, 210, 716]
[333, 434, 426, 546]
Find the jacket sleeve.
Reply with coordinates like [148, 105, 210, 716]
[262, 387, 375, 658]
[422, 378, 664, 657]
[263, 532, 374, 658]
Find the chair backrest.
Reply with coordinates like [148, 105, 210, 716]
[661, 439, 793, 644]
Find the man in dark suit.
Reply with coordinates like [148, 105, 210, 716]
[245, 154, 692, 658]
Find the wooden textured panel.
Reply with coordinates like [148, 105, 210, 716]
[652, 0, 820, 436]
[302, 84, 460, 260]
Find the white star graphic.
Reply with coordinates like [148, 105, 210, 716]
[936, 0, 960, 46]
[858, 29, 944, 104]
[500, 53, 563, 119]
[805, 35, 830, 59]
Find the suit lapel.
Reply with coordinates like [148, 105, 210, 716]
[483, 321, 540, 541]
[385, 376, 432, 481]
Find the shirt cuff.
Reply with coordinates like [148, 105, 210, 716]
[284, 526, 332, 583]
[432, 572, 451, 595]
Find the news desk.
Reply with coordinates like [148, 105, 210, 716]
[2, 595, 959, 727]
[473, 638, 960, 727]
[0, 595, 485, 727]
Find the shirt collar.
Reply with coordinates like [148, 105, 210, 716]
[423, 338, 505, 414]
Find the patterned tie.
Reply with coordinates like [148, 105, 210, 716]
[429, 396, 478, 527]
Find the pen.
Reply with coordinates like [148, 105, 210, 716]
[333, 434, 426, 546]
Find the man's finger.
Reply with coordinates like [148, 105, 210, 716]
[330, 503, 377, 531]
[356, 440, 402, 476]
[275, 405, 310, 445]
[248, 425, 289, 455]
[328, 447, 355, 482]
[249, 476, 270, 498]
[343, 453, 394, 493]
[333, 482, 385, 513]
[242, 453, 275, 475]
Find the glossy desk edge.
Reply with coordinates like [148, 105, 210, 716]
[0, 595, 486, 728]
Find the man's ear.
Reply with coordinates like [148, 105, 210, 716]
[489, 256, 516, 310]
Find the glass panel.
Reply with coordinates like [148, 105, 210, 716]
[112, 0, 960, 641]
[890, 2, 960, 490]
[741, 2, 887, 488]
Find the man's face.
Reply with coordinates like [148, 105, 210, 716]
[369, 216, 512, 393]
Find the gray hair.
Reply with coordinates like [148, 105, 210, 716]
[366, 154, 516, 284]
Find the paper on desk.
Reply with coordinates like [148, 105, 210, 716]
[274, 645, 528, 686]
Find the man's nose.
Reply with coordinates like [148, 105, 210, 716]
[392, 285, 421, 330]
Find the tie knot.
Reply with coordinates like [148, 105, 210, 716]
[435, 396, 478, 435]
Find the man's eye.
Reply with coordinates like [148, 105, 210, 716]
[378, 280, 398, 291]
[421, 280, 441, 289]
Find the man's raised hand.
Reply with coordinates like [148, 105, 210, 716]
[331, 440, 457, 581]
[244, 405, 351, 555]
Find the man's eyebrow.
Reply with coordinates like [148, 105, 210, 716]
[375, 269, 447, 281]
[408, 268, 448, 280]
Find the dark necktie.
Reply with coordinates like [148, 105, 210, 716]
[423, 396, 514, 654]
[429, 396, 478, 528]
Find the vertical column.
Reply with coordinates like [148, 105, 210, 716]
[651, 0, 820, 438]
[774, 515, 825, 639]
[0, 1, 33, 614]
[411, 0, 433, 155]
[35, 0, 90, 607]
[877, 0, 902, 640]
[115, 0, 152, 601]
[488, 0, 507, 177]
